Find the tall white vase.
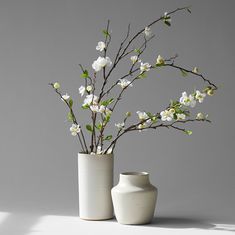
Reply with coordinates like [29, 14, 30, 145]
[78, 153, 114, 220]
[111, 172, 157, 225]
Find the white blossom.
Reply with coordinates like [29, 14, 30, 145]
[115, 122, 125, 129]
[136, 111, 149, 120]
[96, 41, 106, 52]
[176, 113, 186, 120]
[61, 93, 70, 101]
[83, 94, 98, 106]
[160, 109, 174, 121]
[86, 85, 92, 92]
[104, 107, 112, 116]
[70, 124, 81, 136]
[130, 55, 141, 64]
[106, 147, 113, 154]
[105, 57, 112, 67]
[92, 56, 112, 72]
[196, 112, 206, 120]
[144, 26, 152, 37]
[156, 55, 165, 65]
[195, 90, 206, 103]
[118, 79, 133, 89]
[179, 92, 196, 108]
[98, 105, 106, 113]
[79, 86, 86, 97]
[90, 104, 100, 112]
[97, 146, 103, 154]
[140, 62, 151, 73]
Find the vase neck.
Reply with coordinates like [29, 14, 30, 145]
[119, 172, 150, 186]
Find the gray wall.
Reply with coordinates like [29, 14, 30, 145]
[0, 0, 234, 223]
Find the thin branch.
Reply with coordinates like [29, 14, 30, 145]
[105, 118, 209, 153]
[117, 7, 191, 66]
[49, 83, 88, 153]
[163, 63, 218, 90]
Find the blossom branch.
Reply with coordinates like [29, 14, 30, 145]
[163, 63, 218, 90]
[49, 83, 88, 153]
[105, 118, 210, 153]
[116, 7, 191, 66]
[100, 35, 154, 99]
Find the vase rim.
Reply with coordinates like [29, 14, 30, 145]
[120, 172, 149, 176]
[78, 152, 113, 157]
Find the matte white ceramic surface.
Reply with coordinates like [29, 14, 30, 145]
[78, 153, 114, 220]
[111, 172, 157, 224]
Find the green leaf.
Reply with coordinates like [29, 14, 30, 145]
[67, 112, 73, 122]
[147, 112, 153, 118]
[81, 70, 89, 78]
[164, 20, 171, 27]
[100, 98, 114, 106]
[82, 104, 89, 109]
[170, 100, 180, 108]
[138, 73, 147, 79]
[104, 135, 112, 141]
[180, 69, 188, 77]
[68, 99, 73, 107]
[134, 48, 141, 54]
[104, 115, 111, 123]
[86, 124, 93, 132]
[96, 122, 103, 130]
[102, 29, 110, 37]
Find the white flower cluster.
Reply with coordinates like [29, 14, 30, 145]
[136, 111, 151, 130]
[92, 56, 112, 72]
[160, 90, 207, 122]
[118, 79, 133, 89]
[91, 146, 113, 155]
[79, 85, 92, 97]
[180, 90, 206, 107]
[82, 94, 112, 115]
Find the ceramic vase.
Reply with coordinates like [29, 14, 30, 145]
[78, 153, 114, 220]
[111, 172, 157, 225]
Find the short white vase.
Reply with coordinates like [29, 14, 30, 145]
[111, 172, 157, 225]
[78, 153, 114, 220]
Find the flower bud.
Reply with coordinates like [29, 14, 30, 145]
[53, 82, 60, 89]
[207, 89, 214, 96]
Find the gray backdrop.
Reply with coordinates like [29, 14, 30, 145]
[0, 0, 234, 228]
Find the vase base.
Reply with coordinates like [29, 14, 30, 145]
[79, 216, 114, 221]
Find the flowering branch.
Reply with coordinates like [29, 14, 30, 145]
[49, 6, 218, 155]
[105, 117, 210, 153]
[49, 83, 88, 153]
[163, 63, 218, 90]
